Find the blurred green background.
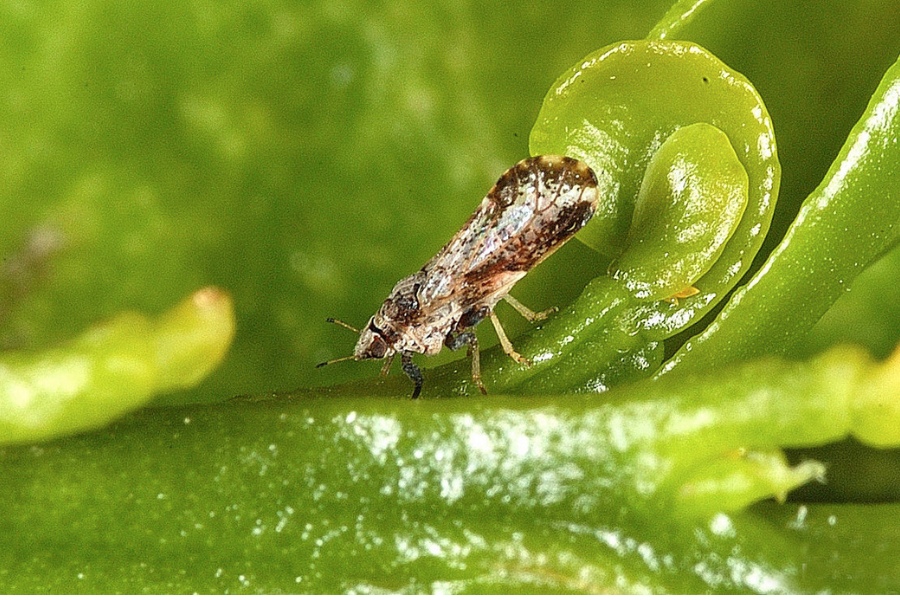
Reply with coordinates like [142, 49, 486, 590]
[1, 0, 900, 412]
[4, 0, 900, 592]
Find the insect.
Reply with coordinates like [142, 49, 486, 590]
[318, 155, 599, 398]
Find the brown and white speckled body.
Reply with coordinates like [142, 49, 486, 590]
[346, 155, 599, 397]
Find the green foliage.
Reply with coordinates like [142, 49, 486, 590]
[3, 345, 900, 593]
[0, 288, 233, 444]
[2, 0, 900, 593]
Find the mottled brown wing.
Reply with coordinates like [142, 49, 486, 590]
[416, 155, 599, 306]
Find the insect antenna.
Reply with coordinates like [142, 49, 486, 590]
[325, 317, 361, 333]
[316, 355, 355, 368]
[317, 318, 362, 369]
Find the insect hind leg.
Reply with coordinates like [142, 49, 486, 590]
[380, 353, 395, 377]
[445, 331, 487, 395]
[400, 353, 424, 399]
[503, 294, 557, 322]
[489, 310, 531, 366]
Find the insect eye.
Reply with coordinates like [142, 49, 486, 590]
[357, 320, 389, 359]
[364, 335, 387, 359]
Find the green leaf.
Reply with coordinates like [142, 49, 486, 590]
[661, 49, 900, 374]
[0, 288, 234, 445]
[611, 122, 749, 301]
[2, 344, 899, 593]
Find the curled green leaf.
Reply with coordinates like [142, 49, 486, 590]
[611, 122, 749, 301]
[660, 51, 900, 375]
[0, 287, 235, 445]
[529, 39, 778, 322]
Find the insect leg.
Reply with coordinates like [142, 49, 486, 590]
[446, 331, 487, 395]
[400, 353, 424, 399]
[503, 294, 557, 322]
[489, 310, 531, 366]
[380, 353, 395, 377]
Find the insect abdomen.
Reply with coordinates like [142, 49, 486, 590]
[462, 155, 599, 281]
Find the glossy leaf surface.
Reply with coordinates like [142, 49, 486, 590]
[2, 344, 899, 593]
